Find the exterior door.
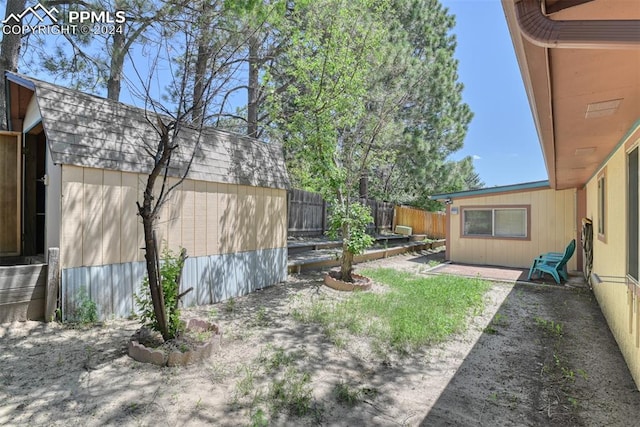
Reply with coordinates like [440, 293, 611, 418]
[0, 132, 21, 256]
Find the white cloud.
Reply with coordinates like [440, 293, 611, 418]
[472, 154, 482, 160]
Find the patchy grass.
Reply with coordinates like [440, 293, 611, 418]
[230, 345, 320, 424]
[484, 312, 509, 335]
[333, 382, 379, 407]
[268, 367, 313, 416]
[534, 317, 564, 337]
[293, 268, 491, 353]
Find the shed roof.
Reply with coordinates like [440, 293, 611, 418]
[7, 73, 290, 190]
[430, 180, 550, 201]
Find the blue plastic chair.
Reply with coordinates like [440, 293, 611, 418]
[527, 239, 576, 284]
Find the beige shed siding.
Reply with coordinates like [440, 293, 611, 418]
[181, 179, 196, 254]
[194, 181, 207, 257]
[120, 172, 139, 263]
[60, 165, 287, 269]
[448, 187, 577, 269]
[61, 166, 84, 268]
[166, 177, 183, 250]
[218, 183, 238, 254]
[587, 127, 640, 387]
[102, 170, 122, 265]
[206, 182, 219, 255]
[83, 168, 103, 267]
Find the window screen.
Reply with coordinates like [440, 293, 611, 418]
[495, 209, 526, 237]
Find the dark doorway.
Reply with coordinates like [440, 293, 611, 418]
[23, 126, 46, 256]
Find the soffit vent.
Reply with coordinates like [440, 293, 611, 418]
[585, 98, 622, 119]
[574, 147, 596, 156]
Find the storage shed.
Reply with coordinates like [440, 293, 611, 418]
[0, 73, 290, 321]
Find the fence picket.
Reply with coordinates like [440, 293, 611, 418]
[393, 206, 446, 239]
[287, 189, 394, 237]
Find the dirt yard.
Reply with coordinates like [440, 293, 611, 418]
[1, 253, 639, 426]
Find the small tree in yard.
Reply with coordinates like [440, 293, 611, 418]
[265, 0, 388, 282]
[133, 1, 273, 341]
[136, 117, 195, 342]
[327, 201, 374, 282]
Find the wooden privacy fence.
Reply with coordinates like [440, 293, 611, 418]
[287, 189, 327, 237]
[287, 189, 394, 237]
[361, 198, 394, 235]
[394, 205, 446, 239]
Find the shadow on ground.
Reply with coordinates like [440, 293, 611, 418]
[420, 282, 640, 426]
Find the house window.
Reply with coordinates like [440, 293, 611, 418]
[598, 168, 606, 241]
[628, 147, 639, 282]
[462, 207, 528, 239]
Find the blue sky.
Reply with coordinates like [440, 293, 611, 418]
[441, 0, 548, 187]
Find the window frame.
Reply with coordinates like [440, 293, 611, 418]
[460, 205, 531, 241]
[597, 167, 607, 242]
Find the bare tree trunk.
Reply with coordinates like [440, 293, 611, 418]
[107, 28, 125, 101]
[247, 35, 259, 138]
[340, 195, 354, 282]
[0, 0, 26, 130]
[191, 0, 211, 124]
[340, 247, 354, 282]
[140, 192, 169, 340]
[137, 123, 174, 341]
[192, 36, 208, 124]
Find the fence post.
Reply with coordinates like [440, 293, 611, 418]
[321, 199, 326, 236]
[390, 204, 395, 233]
[45, 247, 60, 322]
[374, 200, 379, 234]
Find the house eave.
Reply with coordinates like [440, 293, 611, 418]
[501, 0, 640, 191]
[430, 180, 550, 201]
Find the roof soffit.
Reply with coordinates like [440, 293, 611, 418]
[503, 0, 640, 189]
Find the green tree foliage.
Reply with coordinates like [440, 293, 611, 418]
[362, 0, 476, 208]
[266, 0, 477, 212]
[264, 0, 477, 278]
[327, 201, 375, 256]
[265, 0, 389, 281]
[13, 1, 480, 204]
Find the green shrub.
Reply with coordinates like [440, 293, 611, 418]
[75, 287, 98, 324]
[135, 247, 185, 339]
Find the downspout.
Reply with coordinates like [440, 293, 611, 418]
[515, 0, 640, 49]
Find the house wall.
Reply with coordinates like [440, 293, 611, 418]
[59, 165, 288, 320]
[586, 123, 640, 387]
[448, 187, 577, 269]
